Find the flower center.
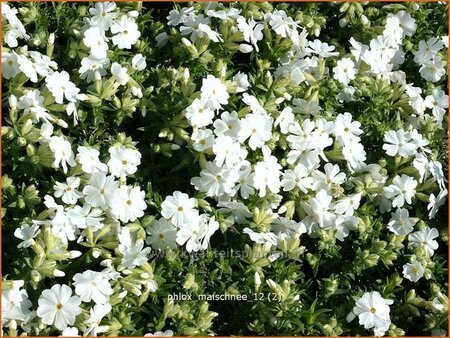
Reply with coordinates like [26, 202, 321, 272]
[177, 206, 183, 211]
[370, 307, 376, 314]
[65, 186, 72, 192]
[159, 233, 165, 240]
[56, 303, 63, 310]
[122, 160, 127, 165]
[126, 199, 132, 205]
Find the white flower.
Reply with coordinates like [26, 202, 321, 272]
[111, 62, 130, 85]
[402, 260, 424, 282]
[161, 191, 198, 227]
[408, 226, 439, 256]
[191, 161, 238, 198]
[111, 186, 147, 223]
[89, 2, 117, 30]
[233, 71, 250, 92]
[16, 54, 38, 83]
[14, 223, 40, 248]
[428, 188, 448, 219]
[118, 228, 151, 269]
[334, 193, 362, 216]
[146, 218, 177, 250]
[17, 89, 53, 123]
[2, 285, 32, 322]
[176, 214, 219, 252]
[83, 172, 118, 208]
[271, 217, 306, 236]
[83, 303, 111, 336]
[312, 163, 346, 192]
[107, 146, 141, 178]
[237, 16, 263, 52]
[419, 57, 445, 83]
[54, 177, 82, 205]
[252, 148, 282, 197]
[200, 75, 229, 109]
[37, 284, 82, 331]
[67, 204, 103, 231]
[267, 10, 297, 38]
[281, 164, 313, 193]
[111, 16, 141, 49]
[185, 98, 215, 127]
[79, 56, 109, 82]
[387, 208, 416, 235]
[76, 146, 108, 174]
[382, 129, 417, 157]
[167, 7, 195, 26]
[49, 136, 76, 174]
[2, 51, 21, 79]
[217, 201, 251, 224]
[274, 107, 295, 134]
[132, 54, 146, 71]
[342, 137, 366, 170]
[350, 291, 393, 336]
[73, 270, 113, 304]
[83, 27, 109, 59]
[192, 128, 214, 152]
[239, 112, 273, 150]
[45, 71, 81, 104]
[301, 189, 335, 229]
[213, 111, 241, 139]
[306, 39, 339, 57]
[51, 208, 78, 243]
[333, 112, 363, 144]
[384, 174, 418, 208]
[333, 58, 357, 85]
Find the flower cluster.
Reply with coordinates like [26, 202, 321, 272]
[2, 2, 448, 336]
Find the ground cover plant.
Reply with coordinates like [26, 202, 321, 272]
[1, 1, 449, 336]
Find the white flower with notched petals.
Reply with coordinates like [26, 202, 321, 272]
[146, 218, 177, 250]
[237, 16, 263, 52]
[111, 186, 147, 223]
[382, 129, 416, 157]
[107, 146, 141, 178]
[2, 51, 21, 79]
[200, 75, 229, 109]
[54, 177, 82, 205]
[37, 284, 82, 331]
[384, 175, 418, 208]
[408, 226, 439, 256]
[111, 62, 130, 85]
[45, 71, 81, 104]
[419, 56, 445, 83]
[333, 58, 357, 85]
[82, 172, 118, 208]
[349, 291, 393, 336]
[267, 10, 297, 38]
[185, 97, 215, 128]
[79, 56, 109, 83]
[89, 2, 117, 30]
[49, 136, 76, 174]
[73, 270, 113, 304]
[76, 146, 108, 174]
[281, 164, 313, 193]
[2, 285, 32, 323]
[191, 128, 214, 152]
[14, 223, 40, 248]
[402, 260, 424, 282]
[161, 191, 198, 227]
[83, 303, 112, 336]
[387, 208, 416, 235]
[83, 27, 109, 58]
[111, 16, 141, 49]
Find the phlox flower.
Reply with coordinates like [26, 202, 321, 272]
[384, 175, 418, 208]
[111, 186, 147, 223]
[161, 191, 198, 227]
[73, 270, 113, 304]
[111, 16, 141, 49]
[37, 284, 82, 331]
